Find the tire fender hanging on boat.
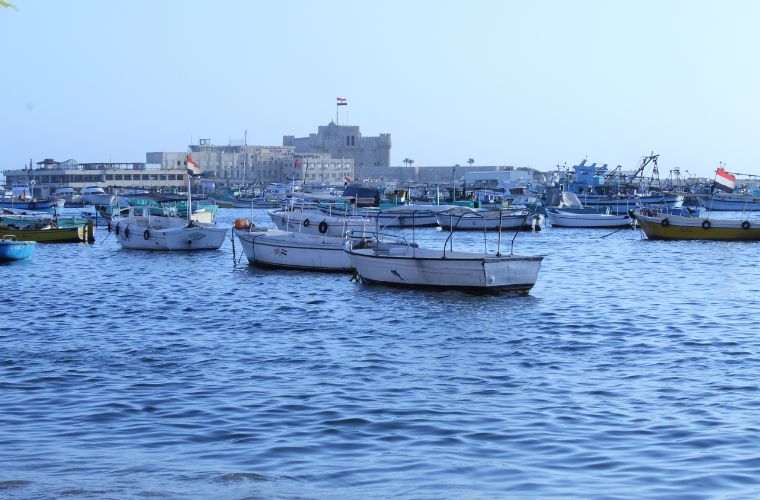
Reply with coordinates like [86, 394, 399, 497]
[124, 225, 130, 239]
[318, 220, 329, 234]
[660, 218, 670, 227]
[303, 218, 310, 227]
[115, 223, 121, 236]
[143, 229, 151, 240]
[742, 220, 751, 230]
[702, 220, 711, 229]
[107, 221, 112, 233]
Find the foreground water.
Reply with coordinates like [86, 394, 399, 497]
[2, 208, 760, 498]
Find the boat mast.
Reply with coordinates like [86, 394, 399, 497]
[187, 160, 193, 226]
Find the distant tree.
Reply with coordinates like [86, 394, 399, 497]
[1, 2, 16, 9]
[408, 159, 414, 168]
[467, 158, 474, 167]
[403, 158, 410, 168]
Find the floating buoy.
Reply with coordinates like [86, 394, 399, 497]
[234, 218, 250, 230]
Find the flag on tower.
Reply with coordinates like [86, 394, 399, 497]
[186, 155, 201, 176]
[714, 167, 736, 193]
[337, 97, 348, 106]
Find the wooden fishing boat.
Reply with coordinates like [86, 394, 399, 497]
[0, 222, 94, 243]
[631, 210, 760, 240]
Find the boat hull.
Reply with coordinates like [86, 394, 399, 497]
[579, 195, 684, 214]
[114, 223, 227, 250]
[0, 239, 36, 261]
[632, 212, 760, 240]
[0, 199, 65, 211]
[348, 247, 543, 291]
[269, 209, 371, 237]
[0, 226, 90, 243]
[546, 209, 633, 228]
[436, 213, 538, 231]
[234, 228, 352, 271]
[697, 194, 760, 211]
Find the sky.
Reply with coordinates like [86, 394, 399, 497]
[1, 0, 758, 178]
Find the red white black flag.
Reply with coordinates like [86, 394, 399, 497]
[714, 167, 736, 193]
[186, 155, 201, 176]
[337, 97, 348, 106]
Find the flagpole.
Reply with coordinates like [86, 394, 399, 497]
[187, 170, 193, 226]
[707, 167, 720, 218]
[336, 101, 339, 125]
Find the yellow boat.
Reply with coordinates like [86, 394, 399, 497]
[632, 210, 760, 241]
[0, 220, 94, 243]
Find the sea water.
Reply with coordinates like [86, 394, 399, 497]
[2, 208, 760, 498]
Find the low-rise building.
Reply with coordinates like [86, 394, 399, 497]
[2, 159, 186, 198]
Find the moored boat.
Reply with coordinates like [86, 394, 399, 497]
[0, 235, 36, 261]
[696, 193, 760, 211]
[110, 156, 226, 251]
[546, 208, 634, 228]
[269, 207, 372, 237]
[110, 206, 227, 251]
[346, 238, 543, 292]
[0, 222, 94, 243]
[233, 220, 353, 271]
[631, 210, 760, 241]
[435, 207, 540, 231]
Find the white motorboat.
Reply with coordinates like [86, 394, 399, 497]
[268, 207, 371, 237]
[110, 206, 227, 250]
[233, 220, 353, 271]
[110, 161, 226, 251]
[436, 207, 540, 231]
[374, 204, 459, 227]
[346, 233, 543, 292]
[314, 203, 452, 228]
[545, 208, 634, 228]
[80, 186, 114, 205]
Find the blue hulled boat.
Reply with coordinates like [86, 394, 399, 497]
[0, 236, 36, 261]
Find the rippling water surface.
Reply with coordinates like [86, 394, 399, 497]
[3, 208, 760, 498]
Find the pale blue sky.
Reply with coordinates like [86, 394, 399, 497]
[2, 0, 758, 177]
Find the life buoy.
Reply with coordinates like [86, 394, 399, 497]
[123, 225, 130, 238]
[143, 229, 151, 240]
[660, 218, 670, 227]
[303, 218, 310, 227]
[115, 223, 121, 236]
[702, 220, 711, 229]
[318, 220, 329, 234]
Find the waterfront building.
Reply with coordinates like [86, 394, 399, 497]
[284, 121, 391, 168]
[147, 141, 297, 185]
[148, 140, 354, 187]
[2, 159, 187, 198]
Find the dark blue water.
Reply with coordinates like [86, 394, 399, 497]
[3, 208, 760, 498]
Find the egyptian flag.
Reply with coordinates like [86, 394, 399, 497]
[337, 97, 348, 106]
[714, 167, 736, 193]
[186, 155, 202, 176]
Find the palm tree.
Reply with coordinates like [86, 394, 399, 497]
[408, 159, 414, 169]
[467, 158, 474, 167]
[403, 158, 410, 168]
